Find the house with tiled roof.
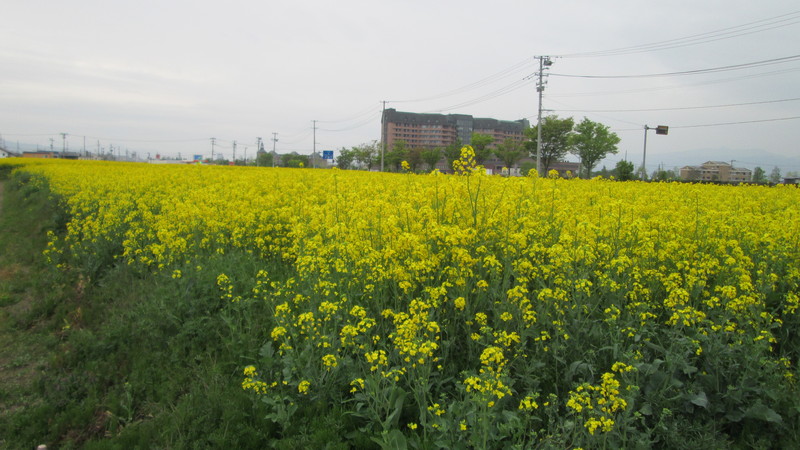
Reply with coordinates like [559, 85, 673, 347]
[679, 161, 751, 182]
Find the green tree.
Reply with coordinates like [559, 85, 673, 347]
[570, 118, 620, 178]
[421, 147, 442, 171]
[469, 133, 495, 164]
[336, 147, 356, 170]
[524, 115, 575, 174]
[769, 166, 781, 184]
[652, 168, 677, 181]
[281, 152, 309, 168]
[407, 147, 424, 171]
[256, 151, 273, 167]
[385, 140, 408, 172]
[494, 138, 526, 173]
[443, 139, 463, 170]
[614, 160, 635, 181]
[752, 166, 766, 183]
[353, 142, 378, 170]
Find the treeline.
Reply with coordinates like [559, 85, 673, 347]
[339, 116, 623, 177]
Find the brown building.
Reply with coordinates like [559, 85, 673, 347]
[22, 151, 58, 158]
[680, 161, 752, 182]
[381, 108, 530, 152]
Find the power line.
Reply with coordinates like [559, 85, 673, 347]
[551, 96, 800, 113]
[319, 114, 377, 132]
[557, 10, 800, 58]
[317, 104, 380, 124]
[550, 54, 800, 79]
[391, 57, 535, 103]
[671, 115, 800, 129]
[611, 115, 800, 132]
[423, 78, 530, 113]
[549, 67, 800, 98]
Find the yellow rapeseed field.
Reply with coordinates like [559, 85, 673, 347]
[5, 155, 799, 446]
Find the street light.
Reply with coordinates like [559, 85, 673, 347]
[641, 125, 668, 180]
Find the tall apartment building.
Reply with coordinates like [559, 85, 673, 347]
[381, 108, 530, 151]
[679, 161, 752, 182]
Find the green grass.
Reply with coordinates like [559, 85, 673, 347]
[0, 170, 63, 448]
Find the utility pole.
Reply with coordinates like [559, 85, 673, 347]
[271, 132, 278, 167]
[210, 137, 216, 161]
[641, 126, 650, 180]
[60, 132, 67, 154]
[381, 101, 386, 172]
[232, 140, 237, 164]
[535, 56, 553, 176]
[49, 138, 54, 151]
[312, 120, 317, 168]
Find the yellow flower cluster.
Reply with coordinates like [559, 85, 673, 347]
[567, 363, 635, 435]
[452, 145, 483, 175]
[7, 157, 799, 444]
[464, 346, 512, 406]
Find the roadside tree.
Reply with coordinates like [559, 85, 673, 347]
[570, 118, 620, 178]
[524, 115, 575, 173]
[494, 138, 526, 173]
[470, 133, 495, 164]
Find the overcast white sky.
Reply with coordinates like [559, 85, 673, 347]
[1, 0, 798, 171]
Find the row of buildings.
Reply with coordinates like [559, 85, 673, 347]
[382, 108, 542, 174]
[382, 108, 530, 151]
[678, 161, 752, 182]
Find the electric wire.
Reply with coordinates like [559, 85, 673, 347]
[550, 54, 800, 79]
[610, 115, 800, 132]
[317, 104, 380, 124]
[549, 67, 800, 98]
[557, 10, 800, 58]
[390, 57, 535, 103]
[319, 114, 377, 132]
[423, 78, 530, 113]
[551, 96, 800, 113]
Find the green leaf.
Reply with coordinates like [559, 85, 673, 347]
[372, 429, 408, 450]
[259, 341, 275, 360]
[745, 402, 783, 423]
[682, 365, 698, 376]
[689, 391, 708, 408]
[383, 387, 407, 430]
